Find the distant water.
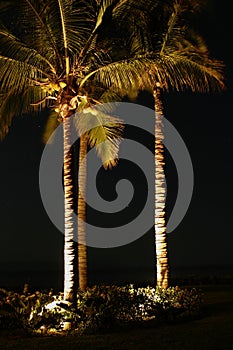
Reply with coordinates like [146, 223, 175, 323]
[0, 268, 63, 292]
[0, 267, 154, 292]
[1, 264, 233, 291]
[170, 265, 233, 278]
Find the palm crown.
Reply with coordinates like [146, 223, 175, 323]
[0, 0, 155, 166]
[131, 0, 224, 93]
[0, 0, 225, 138]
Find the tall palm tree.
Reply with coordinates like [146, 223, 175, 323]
[131, 0, 225, 288]
[0, 0, 164, 299]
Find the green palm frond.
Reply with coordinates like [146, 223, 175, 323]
[0, 91, 13, 140]
[75, 106, 124, 169]
[74, 0, 115, 68]
[0, 11, 55, 93]
[0, 26, 55, 74]
[1, 0, 94, 71]
[0, 54, 51, 93]
[133, 0, 225, 93]
[154, 25, 225, 92]
[144, 51, 224, 93]
[167, 53, 224, 92]
[85, 47, 112, 71]
[111, 0, 159, 57]
[0, 85, 46, 140]
[112, 0, 158, 20]
[0, 0, 225, 144]
[94, 0, 116, 33]
[80, 56, 152, 91]
[55, 0, 94, 53]
[93, 59, 143, 90]
[2, 0, 63, 69]
[83, 34, 98, 59]
[42, 110, 61, 144]
[159, 0, 184, 55]
[98, 88, 124, 103]
[128, 23, 151, 56]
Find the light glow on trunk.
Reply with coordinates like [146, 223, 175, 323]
[154, 87, 169, 289]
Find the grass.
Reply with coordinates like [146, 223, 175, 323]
[0, 284, 232, 350]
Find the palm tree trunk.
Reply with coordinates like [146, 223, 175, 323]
[78, 134, 88, 291]
[63, 115, 76, 302]
[153, 85, 169, 289]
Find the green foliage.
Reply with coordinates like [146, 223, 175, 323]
[0, 0, 225, 142]
[0, 285, 203, 334]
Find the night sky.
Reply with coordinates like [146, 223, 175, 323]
[0, 0, 232, 290]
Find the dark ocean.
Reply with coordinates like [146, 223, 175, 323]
[1, 263, 233, 292]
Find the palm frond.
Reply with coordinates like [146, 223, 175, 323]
[168, 53, 225, 92]
[0, 85, 46, 140]
[112, 0, 158, 20]
[94, 0, 116, 34]
[74, 0, 115, 68]
[75, 106, 124, 169]
[0, 55, 51, 93]
[128, 23, 150, 55]
[159, 0, 182, 55]
[145, 51, 225, 93]
[80, 56, 152, 91]
[157, 27, 225, 92]
[42, 110, 61, 144]
[4, 0, 63, 69]
[85, 47, 112, 71]
[98, 88, 124, 103]
[0, 25, 55, 74]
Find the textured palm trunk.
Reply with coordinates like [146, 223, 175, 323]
[63, 114, 77, 302]
[153, 85, 169, 289]
[78, 134, 88, 291]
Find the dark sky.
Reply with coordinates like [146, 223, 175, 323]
[0, 0, 232, 289]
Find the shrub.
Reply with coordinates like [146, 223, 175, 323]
[0, 285, 203, 333]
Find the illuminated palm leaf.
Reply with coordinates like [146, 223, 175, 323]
[75, 106, 124, 168]
[94, 0, 116, 33]
[42, 110, 61, 144]
[0, 85, 47, 140]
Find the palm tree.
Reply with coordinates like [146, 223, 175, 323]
[131, 0, 225, 288]
[0, 0, 164, 299]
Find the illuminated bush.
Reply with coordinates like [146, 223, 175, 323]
[0, 285, 203, 333]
